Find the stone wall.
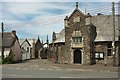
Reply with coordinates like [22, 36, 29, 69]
[65, 9, 86, 64]
[81, 24, 96, 65]
[57, 44, 65, 64]
[65, 24, 83, 63]
[65, 8, 96, 65]
[94, 42, 114, 65]
[115, 41, 120, 66]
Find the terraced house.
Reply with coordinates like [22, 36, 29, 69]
[49, 2, 120, 66]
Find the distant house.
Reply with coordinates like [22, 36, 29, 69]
[34, 37, 43, 58]
[2, 30, 22, 62]
[19, 37, 43, 59]
[19, 39, 31, 60]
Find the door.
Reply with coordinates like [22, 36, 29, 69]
[74, 49, 82, 64]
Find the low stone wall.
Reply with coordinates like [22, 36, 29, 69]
[96, 57, 113, 66]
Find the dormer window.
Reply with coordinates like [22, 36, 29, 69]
[73, 16, 80, 23]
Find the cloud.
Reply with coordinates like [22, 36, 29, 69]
[2, 2, 113, 42]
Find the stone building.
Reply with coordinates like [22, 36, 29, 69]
[34, 37, 43, 58]
[49, 2, 120, 66]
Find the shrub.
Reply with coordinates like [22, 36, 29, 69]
[3, 50, 14, 64]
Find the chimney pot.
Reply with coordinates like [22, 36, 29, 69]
[12, 30, 16, 35]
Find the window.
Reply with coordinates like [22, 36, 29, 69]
[95, 52, 104, 59]
[73, 16, 80, 23]
[72, 37, 82, 43]
[107, 42, 112, 56]
[107, 49, 112, 56]
[27, 47, 29, 52]
[30, 48, 32, 54]
[22, 47, 24, 49]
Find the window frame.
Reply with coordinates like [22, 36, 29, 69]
[72, 37, 82, 44]
[95, 52, 104, 60]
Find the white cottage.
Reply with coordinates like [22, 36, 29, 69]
[19, 39, 32, 60]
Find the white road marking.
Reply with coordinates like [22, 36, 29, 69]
[29, 65, 39, 68]
[55, 68, 63, 71]
[48, 68, 53, 71]
[3, 74, 32, 77]
[59, 77, 80, 78]
[22, 68, 28, 70]
[50, 66, 60, 69]
[8, 67, 13, 69]
[16, 68, 20, 70]
[39, 68, 45, 70]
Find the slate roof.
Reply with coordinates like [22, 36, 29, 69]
[54, 29, 65, 43]
[68, 5, 86, 19]
[53, 15, 120, 43]
[91, 15, 120, 42]
[2, 32, 16, 48]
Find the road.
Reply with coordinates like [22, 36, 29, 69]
[1, 59, 119, 79]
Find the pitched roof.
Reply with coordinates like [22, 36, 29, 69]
[20, 39, 31, 46]
[2, 32, 16, 48]
[19, 39, 37, 46]
[35, 38, 43, 49]
[91, 15, 120, 42]
[53, 15, 120, 43]
[69, 9, 85, 19]
[54, 29, 65, 43]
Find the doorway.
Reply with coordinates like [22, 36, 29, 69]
[74, 49, 82, 64]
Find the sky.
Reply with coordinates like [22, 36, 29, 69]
[0, 0, 119, 43]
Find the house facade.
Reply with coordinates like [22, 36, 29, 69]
[19, 37, 43, 59]
[19, 39, 32, 60]
[49, 2, 120, 66]
[2, 30, 22, 62]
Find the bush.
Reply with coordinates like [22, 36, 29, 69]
[3, 50, 14, 64]
[0, 56, 2, 64]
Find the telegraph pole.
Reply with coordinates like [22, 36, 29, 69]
[112, 2, 116, 66]
[1, 22, 4, 64]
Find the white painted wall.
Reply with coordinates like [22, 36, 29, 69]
[21, 41, 31, 60]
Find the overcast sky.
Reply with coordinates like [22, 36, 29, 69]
[0, 0, 119, 42]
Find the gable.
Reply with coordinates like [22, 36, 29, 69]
[21, 39, 31, 47]
[35, 39, 43, 49]
[68, 9, 86, 26]
[21, 41, 31, 47]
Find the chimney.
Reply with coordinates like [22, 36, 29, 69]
[85, 13, 92, 25]
[12, 30, 16, 35]
[64, 16, 68, 27]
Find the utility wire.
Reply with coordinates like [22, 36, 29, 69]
[4, 4, 117, 30]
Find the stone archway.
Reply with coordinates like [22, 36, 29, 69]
[74, 49, 82, 64]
